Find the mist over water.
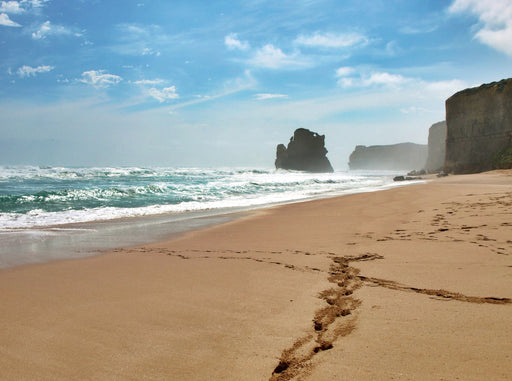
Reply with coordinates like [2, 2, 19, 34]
[0, 165, 415, 268]
[0, 166, 404, 230]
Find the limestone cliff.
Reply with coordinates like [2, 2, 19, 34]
[424, 121, 447, 173]
[445, 78, 512, 174]
[275, 128, 334, 172]
[348, 143, 427, 170]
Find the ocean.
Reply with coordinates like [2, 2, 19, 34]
[0, 166, 409, 267]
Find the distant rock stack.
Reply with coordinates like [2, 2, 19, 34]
[424, 121, 447, 173]
[348, 142, 427, 170]
[275, 128, 334, 173]
[445, 78, 512, 174]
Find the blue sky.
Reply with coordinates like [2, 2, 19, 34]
[1, 0, 511, 168]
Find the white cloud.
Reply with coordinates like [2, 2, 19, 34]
[337, 68, 410, 88]
[133, 79, 166, 85]
[335, 68, 467, 101]
[337, 70, 408, 88]
[224, 33, 250, 50]
[132, 79, 179, 102]
[0, 12, 20, 26]
[335, 67, 356, 87]
[423, 79, 468, 97]
[335, 66, 355, 77]
[449, 0, 512, 56]
[0, 1, 24, 13]
[337, 77, 356, 88]
[31, 20, 50, 38]
[80, 70, 122, 88]
[249, 44, 311, 69]
[17, 64, 54, 77]
[254, 93, 288, 100]
[22, 0, 50, 8]
[32, 20, 81, 40]
[295, 32, 368, 48]
[141, 47, 160, 56]
[362, 72, 409, 87]
[147, 86, 179, 102]
[0, 0, 49, 16]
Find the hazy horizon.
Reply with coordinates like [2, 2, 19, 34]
[1, 0, 511, 169]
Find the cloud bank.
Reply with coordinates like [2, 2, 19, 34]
[0, 1, 24, 14]
[335, 66, 467, 100]
[0, 0, 52, 27]
[449, 0, 512, 56]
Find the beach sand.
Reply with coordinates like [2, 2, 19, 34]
[1, 170, 511, 380]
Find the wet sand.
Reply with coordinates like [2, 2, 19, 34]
[1, 170, 511, 380]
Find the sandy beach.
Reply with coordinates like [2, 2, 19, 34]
[1, 170, 511, 380]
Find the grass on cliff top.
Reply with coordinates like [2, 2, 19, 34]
[493, 146, 512, 169]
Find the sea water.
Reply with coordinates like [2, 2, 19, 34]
[0, 166, 409, 267]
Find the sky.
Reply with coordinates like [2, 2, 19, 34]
[1, 0, 511, 169]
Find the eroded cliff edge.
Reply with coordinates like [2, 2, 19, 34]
[425, 121, 447, 173]
[348, 142, 427, 171]
[445, 78, 512, 174]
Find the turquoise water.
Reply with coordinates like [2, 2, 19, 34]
[0, 166, 403, 230]
[0, 165, 414, 268]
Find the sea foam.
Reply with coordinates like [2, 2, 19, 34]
[0, 166, 405, 230]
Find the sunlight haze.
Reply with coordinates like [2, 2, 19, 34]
[1, 0, 511, 168]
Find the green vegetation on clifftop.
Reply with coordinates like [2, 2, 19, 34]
[493, 146, 512, 169]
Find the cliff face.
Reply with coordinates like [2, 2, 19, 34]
[348, 142, 427, 170]
[445, 78, 512, 174]
[275, 128, 334, 173]
[424, 121, 447, 173]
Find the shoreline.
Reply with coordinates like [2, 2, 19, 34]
[0, 167, 406, 232]
[0, 173, 419, 270]
[1, 170, 511, 380]
[0, 207, 250, 269]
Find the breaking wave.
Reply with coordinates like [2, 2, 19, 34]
[0, 166, 402, 230]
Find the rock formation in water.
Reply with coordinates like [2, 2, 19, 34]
[275, 128, 334, 172]
[348, 142, 427, 170]
[445, 78, 512, 174]
[424, 121, 447, 173]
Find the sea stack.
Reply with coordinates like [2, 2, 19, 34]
[445, 78, 512, 174]
[275, 128, 334, 173]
